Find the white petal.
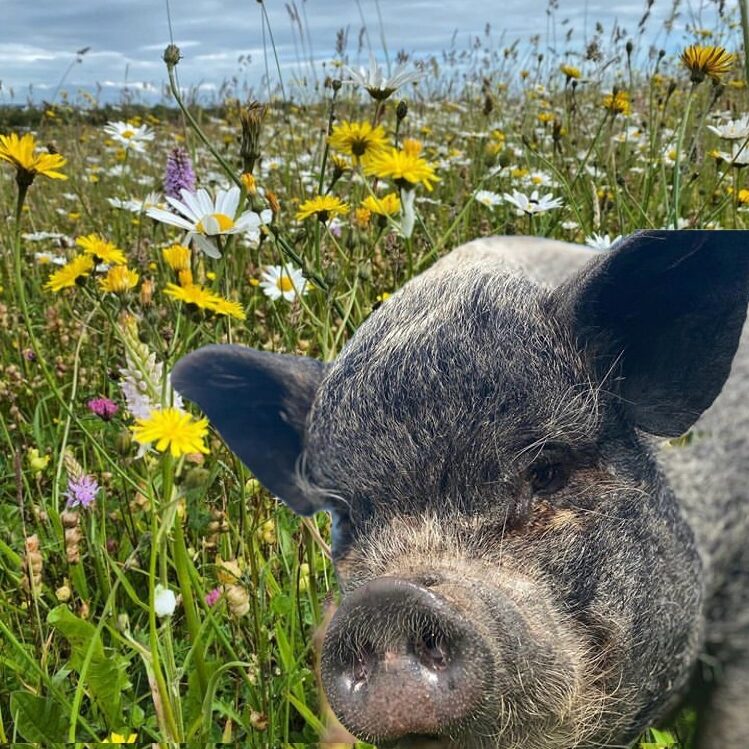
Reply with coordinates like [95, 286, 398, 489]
[146, 207, 195, 231]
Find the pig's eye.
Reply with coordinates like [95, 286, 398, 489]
[526, 461, 569, 495]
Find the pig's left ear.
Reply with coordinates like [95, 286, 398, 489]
[171, 344, 326, 515]
[552, 231, 749, 437]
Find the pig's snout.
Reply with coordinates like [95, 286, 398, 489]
[320, 577, 493, 744]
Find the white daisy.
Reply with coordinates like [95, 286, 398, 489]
[22, 231, 69, 242]
[103, 121, 155, 153]
[502, 189, 563, 215]
[108, 191, 165, 213]
[585, 232, 623, 250]
[343, 52, 423, 100]
[707, 116, 749, 140]
[259, 264, 308, 302]
[146, 187, 264, 259]
[474, 190, 503, 208]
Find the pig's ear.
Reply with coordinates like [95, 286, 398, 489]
[553, 231, 749, 437]
[171, 344, 326, 515]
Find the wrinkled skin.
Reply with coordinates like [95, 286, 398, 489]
[173, 232, 749, 748]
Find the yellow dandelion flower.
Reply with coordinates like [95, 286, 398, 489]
[295, 194, 349, 222]
[362, 192, 401, 216]
[102, 733, 137, 744]
[240, 172, 257, 195]
[402, 138, 423, 157]
[738, 189, 749, 205]
[98, 265, 139, 294]
[164, 282, 218, 311]
[680, 44, 734, 84]
[162, 243, 191, 272]
[328, 120, 388, 160]
[44, 255, 95, 292]
[331, 154, 351, 173]
[602, 90, 631, 116]
[210, 297, 247, 320]
[363, 145, 440, 191]
[354, 207, 372, 227]
[132, 407, 210, 457]
[178, 268, 194, 287]
[538, 112, 555, 123]
[560, 64, 581, 79]
[0, 132, 67, 186]
[76, 234, 126, 265]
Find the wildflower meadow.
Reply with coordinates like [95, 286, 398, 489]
[0, 2, 747, 746]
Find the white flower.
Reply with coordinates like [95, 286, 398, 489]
[34, 252, 67, 266]
[244, 208, 273, 246]
[154, 584, 177, 617]
[108, 191, 165, 213]
[23, 231, 69, 242]
[474, 190, 503, 207]
[103, 121, 155, 153]
[730, 141, 749, 166]
[502, 189, 563, 215]
[707, 116, 749, 140]
[585, 232, 622, 250]
[343, 52, 423, 100]
[260, 264, 308, 302]
[146, 187, 263, 259]
[399, 188, 416, 238]
[561, 220, 580, 230]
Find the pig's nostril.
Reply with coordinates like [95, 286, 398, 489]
[412, 627, 449, 671]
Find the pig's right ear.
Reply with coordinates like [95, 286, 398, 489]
[552, 231, 749, 437]
[171, 344, 326, 515]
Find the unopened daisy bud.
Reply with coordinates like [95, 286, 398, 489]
[163, 43, 182, 69]
[115, 428, 132, 456]
[239, 101, 267, 174]
[139, 278, 154, 306]
[258, 519, 276, 545]
[154, 584, 177, 617]
[224, 583, 250, 617]
[56, 582, 72, 602]
[298, 562, 310, 593]
[331, 78, 342, 92]
[396, 99, 408, 122]
[250, 711, 268, 731]
[266, 190, 280, 215]
[245, 477, 262, 495]
[184, 466, 210, 490]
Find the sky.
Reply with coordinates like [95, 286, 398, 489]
[0, 0, 727, 105]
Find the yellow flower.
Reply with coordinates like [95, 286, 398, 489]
[27, 448, 50, 474]
[178, 268, 194, 287]
[210, 296, 247, 320]
[132, 407, 210, 457]
[102, 732, 137, 744]
[537, 111, 555, 123]
[240, 172, 257, 195]
[680, 44, 734, 84]
[0, 132, 67, 185]
[162, 243, 191, 272]
[560, 64, 581, 79]
[328, 120, 388, 160]
[164, 282, 218, 311]
[602, 90, 631, 116]
[363, 145, 440, 191]
[44, 255, 95, 292]
[98, 266, 139, 294]
[362, 192, 401, 216]
[295, 194, 349, 222]
[354, 207, 372, 227]
[738, 189, 749, 205]
[76, 234, 126, 265]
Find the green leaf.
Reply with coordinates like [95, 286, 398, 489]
[47, 605, 128, 728]
[9, 691, 69, 743]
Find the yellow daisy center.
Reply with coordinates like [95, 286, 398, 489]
[196, 213, 235, 234]
[277, 276, 294, 292]
[121, 130, 135, 139]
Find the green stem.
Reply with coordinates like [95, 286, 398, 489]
[671, 85, 695, 228]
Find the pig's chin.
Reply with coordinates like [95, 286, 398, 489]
[322, 568, 596, 749]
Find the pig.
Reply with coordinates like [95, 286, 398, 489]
[172, 231, 749, 749]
